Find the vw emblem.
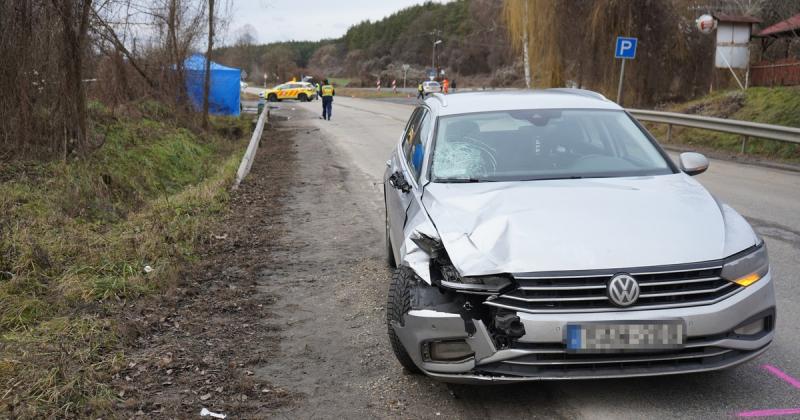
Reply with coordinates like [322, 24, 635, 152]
[608, 274, 640, 307]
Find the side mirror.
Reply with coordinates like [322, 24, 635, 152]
[679, 152, 709, 176]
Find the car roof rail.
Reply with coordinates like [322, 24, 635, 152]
[546, 88, 608, 101]
[430, 93, 448, 107]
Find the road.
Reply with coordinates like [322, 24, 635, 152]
[260, 95, 800, 418]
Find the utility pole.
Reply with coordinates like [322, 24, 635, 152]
[402, 64, 410, 88]
[432, 39, 442, 77]
[429, 29, 442, 80]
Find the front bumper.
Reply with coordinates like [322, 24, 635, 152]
[392, 273, 775, 383]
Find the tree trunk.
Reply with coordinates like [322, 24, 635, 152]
[522, 0, 531, 89]
[54, 0, 92, 156]
[168, 0, 188, 109]
[202, 0, 214, 130]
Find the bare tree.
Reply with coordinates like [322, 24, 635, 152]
[202, 0, 215, 130]
[234, 24, 258, 47]
[53, 0, 94, 157]
[92, 0, 207, 110]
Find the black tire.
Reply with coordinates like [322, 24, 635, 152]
[267, 94, 278, 102]
[298, 93, 308, 102]
[385, 204, 396, 268]
[387, 267, 422, 373]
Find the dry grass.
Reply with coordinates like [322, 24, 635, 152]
[648, 87, 800, 163]
[337, 87, 413, 99]
[0, 100, 248, 417]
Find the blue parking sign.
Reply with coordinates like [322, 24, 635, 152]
[615, 37, 638, 59]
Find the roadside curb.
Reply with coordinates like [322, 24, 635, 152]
[662, 144, 800, 174]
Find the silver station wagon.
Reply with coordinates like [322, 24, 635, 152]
[383, 89, 775, 383]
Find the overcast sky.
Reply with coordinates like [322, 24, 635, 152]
[226, 0, 451, 45]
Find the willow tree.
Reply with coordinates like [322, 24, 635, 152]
[581, 0, 703, 104]
[503, 0, 563, 88]
[504, 0, 712, 105]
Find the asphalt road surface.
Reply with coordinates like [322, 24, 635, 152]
[263, 95, 800, 418]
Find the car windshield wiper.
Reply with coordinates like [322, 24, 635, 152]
[436, 177, 490, 183]
[519, 175, 590, 181]
[520, 175, 614, 181]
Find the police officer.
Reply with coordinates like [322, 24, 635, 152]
[417, 81, 424, 100]
[315, 82, 321, 101]
[321, 79, 335, 121]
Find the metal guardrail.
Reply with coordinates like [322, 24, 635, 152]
[233, 104, 269, 189]
[627, 109, 800, 153]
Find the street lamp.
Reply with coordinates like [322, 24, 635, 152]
[432, 39, 442, 79]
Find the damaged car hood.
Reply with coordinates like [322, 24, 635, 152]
[421, 174, 757, 276]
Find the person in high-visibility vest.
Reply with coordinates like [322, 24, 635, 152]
[315, 82, 321, 101]
[321, 79, 335, 121]
[442, 78, 449, 94]
[417, 82, 424, 100]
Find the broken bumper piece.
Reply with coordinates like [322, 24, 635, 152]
[392, 275, 775, 384]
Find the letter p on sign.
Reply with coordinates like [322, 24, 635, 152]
[615, 37, 638, 59]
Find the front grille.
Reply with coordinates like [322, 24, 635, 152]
[485, 263, 742, 313]
[475, 344, 761, 379]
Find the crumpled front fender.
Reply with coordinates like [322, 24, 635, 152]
[399, 199, 439, 284]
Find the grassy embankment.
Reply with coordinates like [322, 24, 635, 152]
[337, 87, 415, 100]
[0, 100, 249, 417]
[328, 78, 351, 87]
[647, 87, 800, 164]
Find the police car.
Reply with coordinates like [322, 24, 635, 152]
[422, 81, 442, 95]
[260, 81, 317, 102]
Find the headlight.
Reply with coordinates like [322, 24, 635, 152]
[721, 242, 769, 287]
[411, 233, 513, 292]
[441, 275, 513, 293]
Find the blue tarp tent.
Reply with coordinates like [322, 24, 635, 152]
[184, 54, 241, 116]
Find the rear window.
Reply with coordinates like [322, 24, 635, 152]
[430, 109, 673, 182]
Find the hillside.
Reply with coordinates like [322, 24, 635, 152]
[214, 1, 799, 106]
[214, 0, 517, 87]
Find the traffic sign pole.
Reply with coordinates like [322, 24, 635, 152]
[613, 36, 637, 106]
[617, 59, 625, 104]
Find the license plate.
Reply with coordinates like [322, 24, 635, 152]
[566, 321, 685, 352]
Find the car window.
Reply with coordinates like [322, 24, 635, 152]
[430, 109, 673, 182]
[407, 111, 431, 180]
[275, 84, 288, 90]
[402, 108, 424, 162]
[603, 113, 661, 165]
